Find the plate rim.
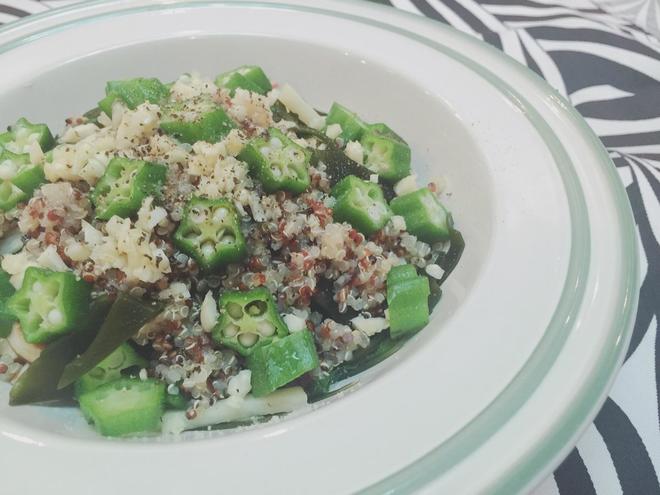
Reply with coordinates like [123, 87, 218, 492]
[0, 1, 639, 494]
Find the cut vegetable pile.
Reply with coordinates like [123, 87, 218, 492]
[0, 67, 463, 437]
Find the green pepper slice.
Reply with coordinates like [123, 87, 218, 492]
[239, 127, 311, 194]
[78, 377, 165, 437]
[212, 287, 289, 356]
[0, 268, 16, 338]
[98, 77, 170, 116]
[247, 330, 319, 397]
[387, 265, 430, 338]
[0, 150, 45, 211]
[160, 96, 236, 144]
[215, 65, 272, 96]
[58, 293, 163, 389]
[360, 123, 411, 182]
[0, 118, 55, 154]
[74, 342, 147, 397]
[173, 197, 247, 272]
[325, 102, 369, 142]
[9, 297, 112, 405]
[91, 157, 168, 220]
[390, 187, 453, 243]
[6, 267, 92, 344]
[331, 175, 392, 236]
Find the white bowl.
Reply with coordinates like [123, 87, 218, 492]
[0, 1, 638, 494]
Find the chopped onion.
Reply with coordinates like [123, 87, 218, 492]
[277, 84, 325, 130]
[162, 387, 309, 434]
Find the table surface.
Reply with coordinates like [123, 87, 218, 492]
[1, 0, 659, 493]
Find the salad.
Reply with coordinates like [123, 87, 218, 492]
[0, 66, 463, 437]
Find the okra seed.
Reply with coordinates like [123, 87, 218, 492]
[238, 332, 258, 347]
[269, 137, 283, 148]
[219, 234, 235, 244]
[257, 321, 275, 337]
[212, 207, 228, 222]
[246, 300, 267, 316]
[201, 242, 215, 258]
[224, 324, 240, 338]
[226, 302, 244, 319]
[47, 309, 63, 326]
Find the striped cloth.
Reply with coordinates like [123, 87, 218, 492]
[0, 1, 659, 494]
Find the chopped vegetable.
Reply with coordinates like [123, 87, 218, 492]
[0, 269, 16, 338]
[386, 264, 418, 284]
[276, 84, 325, 130]
[0, 150, 45, 211]
[247, 330, 319, 397]
[215, 65, 272, 95]
[361, 123, 411, 182]
[74, 343, 147, 397]
[9, 297, 112, 405]
[239, 127, 311, 194]
[98, 77, 169, 116]
[0, 117, 55, 153]
[91, 157, 167, 220]
[173, 197, 247, 271]
[58, 293, 162, 389]
[390, 187, 452, 242]
[6, 267, 91, 344]
[325, 102, 369, 142]
[160, 97, 236, 144]
[78, 377, 165, 437]
[331, 175, 392, 236]
[387, 265, 430, 338]
[213, 287, 288, 356]
[162, 387, 308, 434]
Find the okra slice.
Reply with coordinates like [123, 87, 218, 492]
[386, 264, 418, 285]
[212, 287, 289, 356]
[98, 77, 170, 116]
[78, 377, 165, 437]
[247, 330, 319, 397]
[390, 187, 453, 243]
[174, 197, 247, 271]
[0, 150, 45, 211]
[215, 65, 272, 95]
[160, 96, 236, 144]
[6, 267, 91, 344]
[91, 157, 167, 220]
[239, 128, 311, 194]
[0, 118, 55, 154]
[360, 123, 411, 182]
[325, 102, 369, 142]
[74, 343, 147, 397]
[387, 267, 430, 338]
[0, 268, 16, 338]
[331, 175, 392, 236]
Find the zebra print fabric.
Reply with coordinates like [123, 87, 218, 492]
[0, 0, 658, 493]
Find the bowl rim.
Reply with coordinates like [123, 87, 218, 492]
[0, 1, 639, 494]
